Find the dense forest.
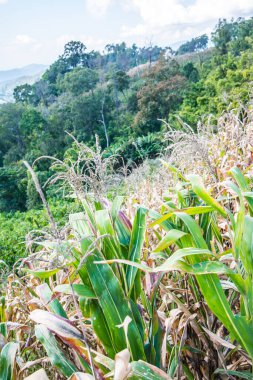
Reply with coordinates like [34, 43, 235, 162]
[1, 17, 253, 262]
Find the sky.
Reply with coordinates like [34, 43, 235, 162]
[1, 0, 253, 70]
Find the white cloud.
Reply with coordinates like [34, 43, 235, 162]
[122, 0, 253, 46]
[15, 34, 35, 45]
[129, 0, 253, 26]
[86, 0, 113, 17]
[0, 0, 8, 4]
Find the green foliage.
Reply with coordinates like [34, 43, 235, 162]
[109, 133, 166, 165]
[13, 83, 39, 106]
[57, 67, 99, 96]
[0, 200, 81, 266]
[177, 34, 208, 55]
[135, 57, 186, 132]
[0, 165, 27, 212]
[212, 17, 253, 55]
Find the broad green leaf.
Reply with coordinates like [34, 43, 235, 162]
[149, 206, 214, 227]
[129, 360, 171, 379]
[115, 211, 132, 248]
[0, 342, 18, 380]
[156, 248, 213, 271]
[36, 284, 67, 318]
[35, 325, 77, 377]
[188, 175, 226, 217]
[231, 167, 253, 214]
[240, 216, 253, 275]
[89, 300, 116, 358]
[126, 207, 147, 296]
[158, 211, 253, 358]
[25, 268, 60, 279]
[86, 252, 146, 361]
[95, 209, 123, 260]
[160, 159, 187, 182]
[0, 297, 6, 338]
[175, 260, 235, 275]
[153, 229, 187, 252]
[174, 212, 208, 249]
[95, 248, 213, 273]
[54, 284, 96, 299]
[111, 196, 125, 221]
[213, 369, 253, 379]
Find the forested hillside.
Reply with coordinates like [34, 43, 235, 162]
[1, 17, 253, 262]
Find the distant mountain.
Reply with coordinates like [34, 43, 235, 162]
[0, 64, 48, 103]
[0, 64, 48, 83]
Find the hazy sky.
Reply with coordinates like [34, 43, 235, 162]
[1, 0, 253, 70]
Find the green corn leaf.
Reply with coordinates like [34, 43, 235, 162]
[0, 297, 7, 338]
[25, 268, 60, 279]
[95, 248, 213, 273]
[86, 252, 146, 361]
[115, 211, 132, 248]
[230, 167, 253, 214]
[89, 300, 116, 358]
[149, 206, 214, 227]
[160, 159, 187, 182]
[156, 248, 213, 271]
[153, 229, 187, 252]
[157, 210, 253, 358]
[175, 260, 235, 275]
[230, 167, 250, 191]
[54, 284, 96, 299]
[213, 369, 253, 379]
[95, 209, 123, 260]
[79, 298, 91, 318]
[0, 342, 18, 380]
[188, 175, 226, 217]
[80, 198, 96, 227]
[36, 283, 67, 318]
[126, 207, 147, 296]
[240, 216, 253, 275]
[129, 360, 171, 379]
[69, 212, 94, 239]
[111, 196, 125, 221]
[35, 324, 77, 377]
[174, 212, 208, 249]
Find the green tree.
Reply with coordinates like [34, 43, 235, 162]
[177, 34, 208, 55]
[57, 67, 99, 96]
[211, 19, 236, 54]
[61, 41, 88, 68]
[114, 70, 130, 96]
[0, 103, 25, 165]
[13, 84, 39, 105]
[0, 165, 27, 212]
[135, 58, 186, 132]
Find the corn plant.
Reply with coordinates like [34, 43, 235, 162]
[104, 166, 253, 377]
[24, 196, 170, 379]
